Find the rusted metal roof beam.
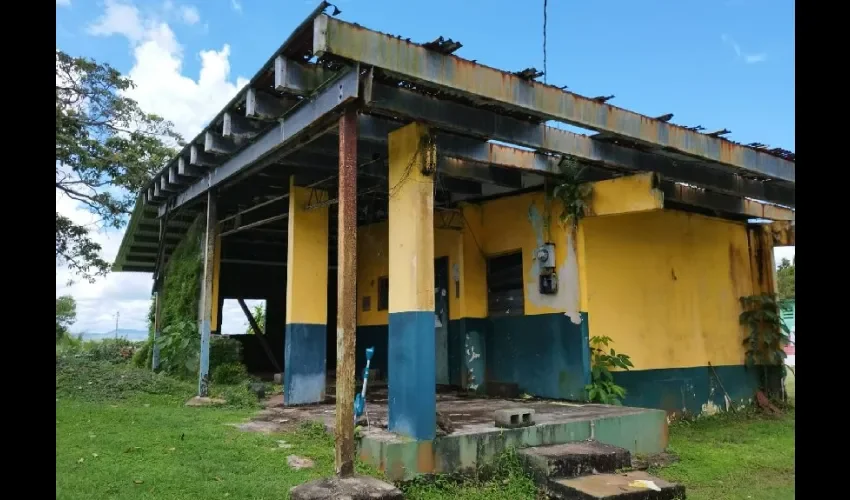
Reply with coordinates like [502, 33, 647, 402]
[361, 85, 794, 207]
[140, 2, 333, 208]
[435, 135, 794, 221]
[661, 183, 794, 221]
[274, 56, 337, 96]
[314, 14, 794, 182]
[158, 68, 361, 217]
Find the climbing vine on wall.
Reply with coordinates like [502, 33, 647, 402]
[549, 156, 593, 230]
[137, 215, 204, 370]
[739, 294, 791, 369]
[585, 336, 634, 405]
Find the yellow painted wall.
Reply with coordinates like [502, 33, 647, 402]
[580, 209, 754, 370]
[356, 221, 462, 326]
[387, 122, 435, 314]
[285, 181, 329, 325]
[356, 191, 583, 324]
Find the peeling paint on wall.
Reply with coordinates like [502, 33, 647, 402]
[525, 202, 582, 324]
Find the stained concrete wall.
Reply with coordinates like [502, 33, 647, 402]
[353, 191, 764, 415]
[354, 191, 589, 399]
[580, 210, 760, 414]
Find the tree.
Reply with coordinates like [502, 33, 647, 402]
[56, 295, 77, 342]
[56, 50, 181, 282]
[777, 257, 795, 301]
[245, 304, 267, 335]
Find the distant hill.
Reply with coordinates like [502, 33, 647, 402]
[79, 329, 149, 342]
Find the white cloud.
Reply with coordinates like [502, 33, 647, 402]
[180, 5, 200, 25]
[57, 0, 71, 6]
[56, 0, 250, 334]
[721, 33, 767, 64]
[230, 0, 242, 13]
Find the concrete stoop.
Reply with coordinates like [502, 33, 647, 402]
[518, 441, 685, 499]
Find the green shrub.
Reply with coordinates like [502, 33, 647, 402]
[211, 362, 248, 385]
[132, 340, 152, 368]
[85, 338, 138, 364]
[211, 335, 242, 367]
[56, 354, 193, 401]
[158, 320, 199, 378]
[211, 384, 260, 408]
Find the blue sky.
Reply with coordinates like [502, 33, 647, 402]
[55, 0, 795, 334]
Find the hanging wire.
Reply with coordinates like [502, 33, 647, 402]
[543, 0, 548, 83]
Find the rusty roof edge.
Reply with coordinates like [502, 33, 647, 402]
[316, 14, 794, 172]
[112, 194, 152, 272]
[143, 1, 333, 199]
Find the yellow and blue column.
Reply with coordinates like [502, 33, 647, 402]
[388, 122, 436, 440]
[284, 177, 329, 405]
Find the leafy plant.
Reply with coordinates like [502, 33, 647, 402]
[211, 362, 249, 385]
[157, 320, 199, 378]
[585, 335, 634, 405]
[739, 294, 791, 373]
[550, 156, 593, 230]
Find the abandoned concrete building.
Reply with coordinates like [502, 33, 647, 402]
[114, 2, 794, 483]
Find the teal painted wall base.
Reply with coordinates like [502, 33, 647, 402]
[487, 312, 590, 400]
[615, 364, 760, 415]
[447, 318, 489, 392]
[283, 323, 327, 405]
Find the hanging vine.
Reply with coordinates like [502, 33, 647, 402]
[739, 294, 791, 392]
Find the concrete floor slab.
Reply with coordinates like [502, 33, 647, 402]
[260, 388, 669, 481]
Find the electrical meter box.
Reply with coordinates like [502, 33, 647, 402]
[535, 243, 556, 270]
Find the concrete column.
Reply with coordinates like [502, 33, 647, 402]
[198, 190, 218, 397]
[284, 176, 329, 405]
[457, 203, 488, 394]
[388, 122, 436, 441]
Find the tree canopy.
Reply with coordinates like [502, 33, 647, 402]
[56, 295, 77, 342]
[245, 304, 267, 335]
[56, 50, 181, 282]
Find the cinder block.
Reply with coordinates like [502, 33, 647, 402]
[494, 408, 536, 428]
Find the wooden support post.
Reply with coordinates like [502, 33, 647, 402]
[198, 190, 218, 397]
[334, 108, 358, 477]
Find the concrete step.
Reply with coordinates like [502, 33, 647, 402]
[546, 471, 685, 500]
[519, 441, 632, 482]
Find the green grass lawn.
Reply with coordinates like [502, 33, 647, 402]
[56, 354, 794, 499]
[652, 410, 795, 500]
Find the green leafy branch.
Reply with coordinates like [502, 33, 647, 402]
[585, 335, 634, 405]
[739, 294, 791, 368]
[550, 156, 593, 230]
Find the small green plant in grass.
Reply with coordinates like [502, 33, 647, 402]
[585, 335, 634, 405]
